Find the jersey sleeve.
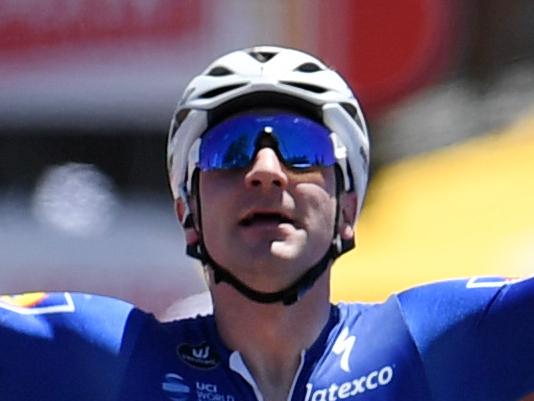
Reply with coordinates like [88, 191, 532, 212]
[0, 292, 148, 401]
[396, 276, 534, 401]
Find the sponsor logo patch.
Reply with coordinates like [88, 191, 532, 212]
[162, 374, 235, 401]
[466, 276, 524, 288]
[162, 373, 190, 401]
[305, 365, 394, 401]
[0, 292, 75, 315]
[177, 342, 220, 369]
[194, 382, 235, 401]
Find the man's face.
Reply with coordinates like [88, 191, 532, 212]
[197, 146, 338, 293]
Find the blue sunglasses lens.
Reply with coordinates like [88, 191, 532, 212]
[198, 113, 335, 170]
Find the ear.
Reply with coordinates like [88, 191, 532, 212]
[175, 198, 200, 246]
[337, 192, 358, 241]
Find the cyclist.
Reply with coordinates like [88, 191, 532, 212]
[1, 45, 533, 401]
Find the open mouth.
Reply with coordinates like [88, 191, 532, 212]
[239, 212, 294, 227]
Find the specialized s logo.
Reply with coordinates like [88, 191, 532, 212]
[177, 342, 220, 369]
[332, 327, 356, 373]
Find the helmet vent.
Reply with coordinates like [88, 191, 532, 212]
[279, 81, 327, 94]
[198, 83, 248, 99]
[341, 103, 364, 131]
[171, 109, 191, 138]
[341, 103, 357, 117]
[207, 66, 233, 77]
[295, 62, 322, 73]
[248, 51, 277, 63]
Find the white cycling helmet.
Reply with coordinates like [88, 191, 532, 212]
[168, 45, 370, 219]
[167, 45, 370, 305]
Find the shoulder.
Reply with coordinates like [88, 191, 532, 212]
[330, 280, 534, 401]
[334, 299, 414, 340]
[335, 301, 378, 322]
[335, 276, 534, 351]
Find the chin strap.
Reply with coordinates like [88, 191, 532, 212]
[187, 240, 338, 306]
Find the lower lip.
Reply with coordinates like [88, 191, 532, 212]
[240, 221, 294, 231]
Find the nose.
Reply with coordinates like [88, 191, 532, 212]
[244, 147, 288, 190]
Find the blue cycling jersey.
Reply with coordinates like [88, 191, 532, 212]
[1, 276, 533, 401]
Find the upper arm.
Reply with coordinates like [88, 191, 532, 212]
[397, 277, 534, 401]
[0, 292, 144, 401]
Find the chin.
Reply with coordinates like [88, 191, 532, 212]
[270, 241, 304, 261]
[271, 238, 328, 262]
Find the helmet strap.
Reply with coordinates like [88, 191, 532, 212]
[191, 241, 337, 306]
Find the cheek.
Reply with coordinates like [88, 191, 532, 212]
[197, 173, 236, 234]
[295, 184, 337, 230]
[199, 171, 230, 198]
[199, 171, 240, 209]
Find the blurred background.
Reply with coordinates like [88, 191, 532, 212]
[1, 0, 533, 316]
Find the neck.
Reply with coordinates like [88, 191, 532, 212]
[210, 270, 332, 401]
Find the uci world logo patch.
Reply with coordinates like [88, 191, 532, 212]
[177, 342, 220, 370]
[0, 292, 75, 315]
